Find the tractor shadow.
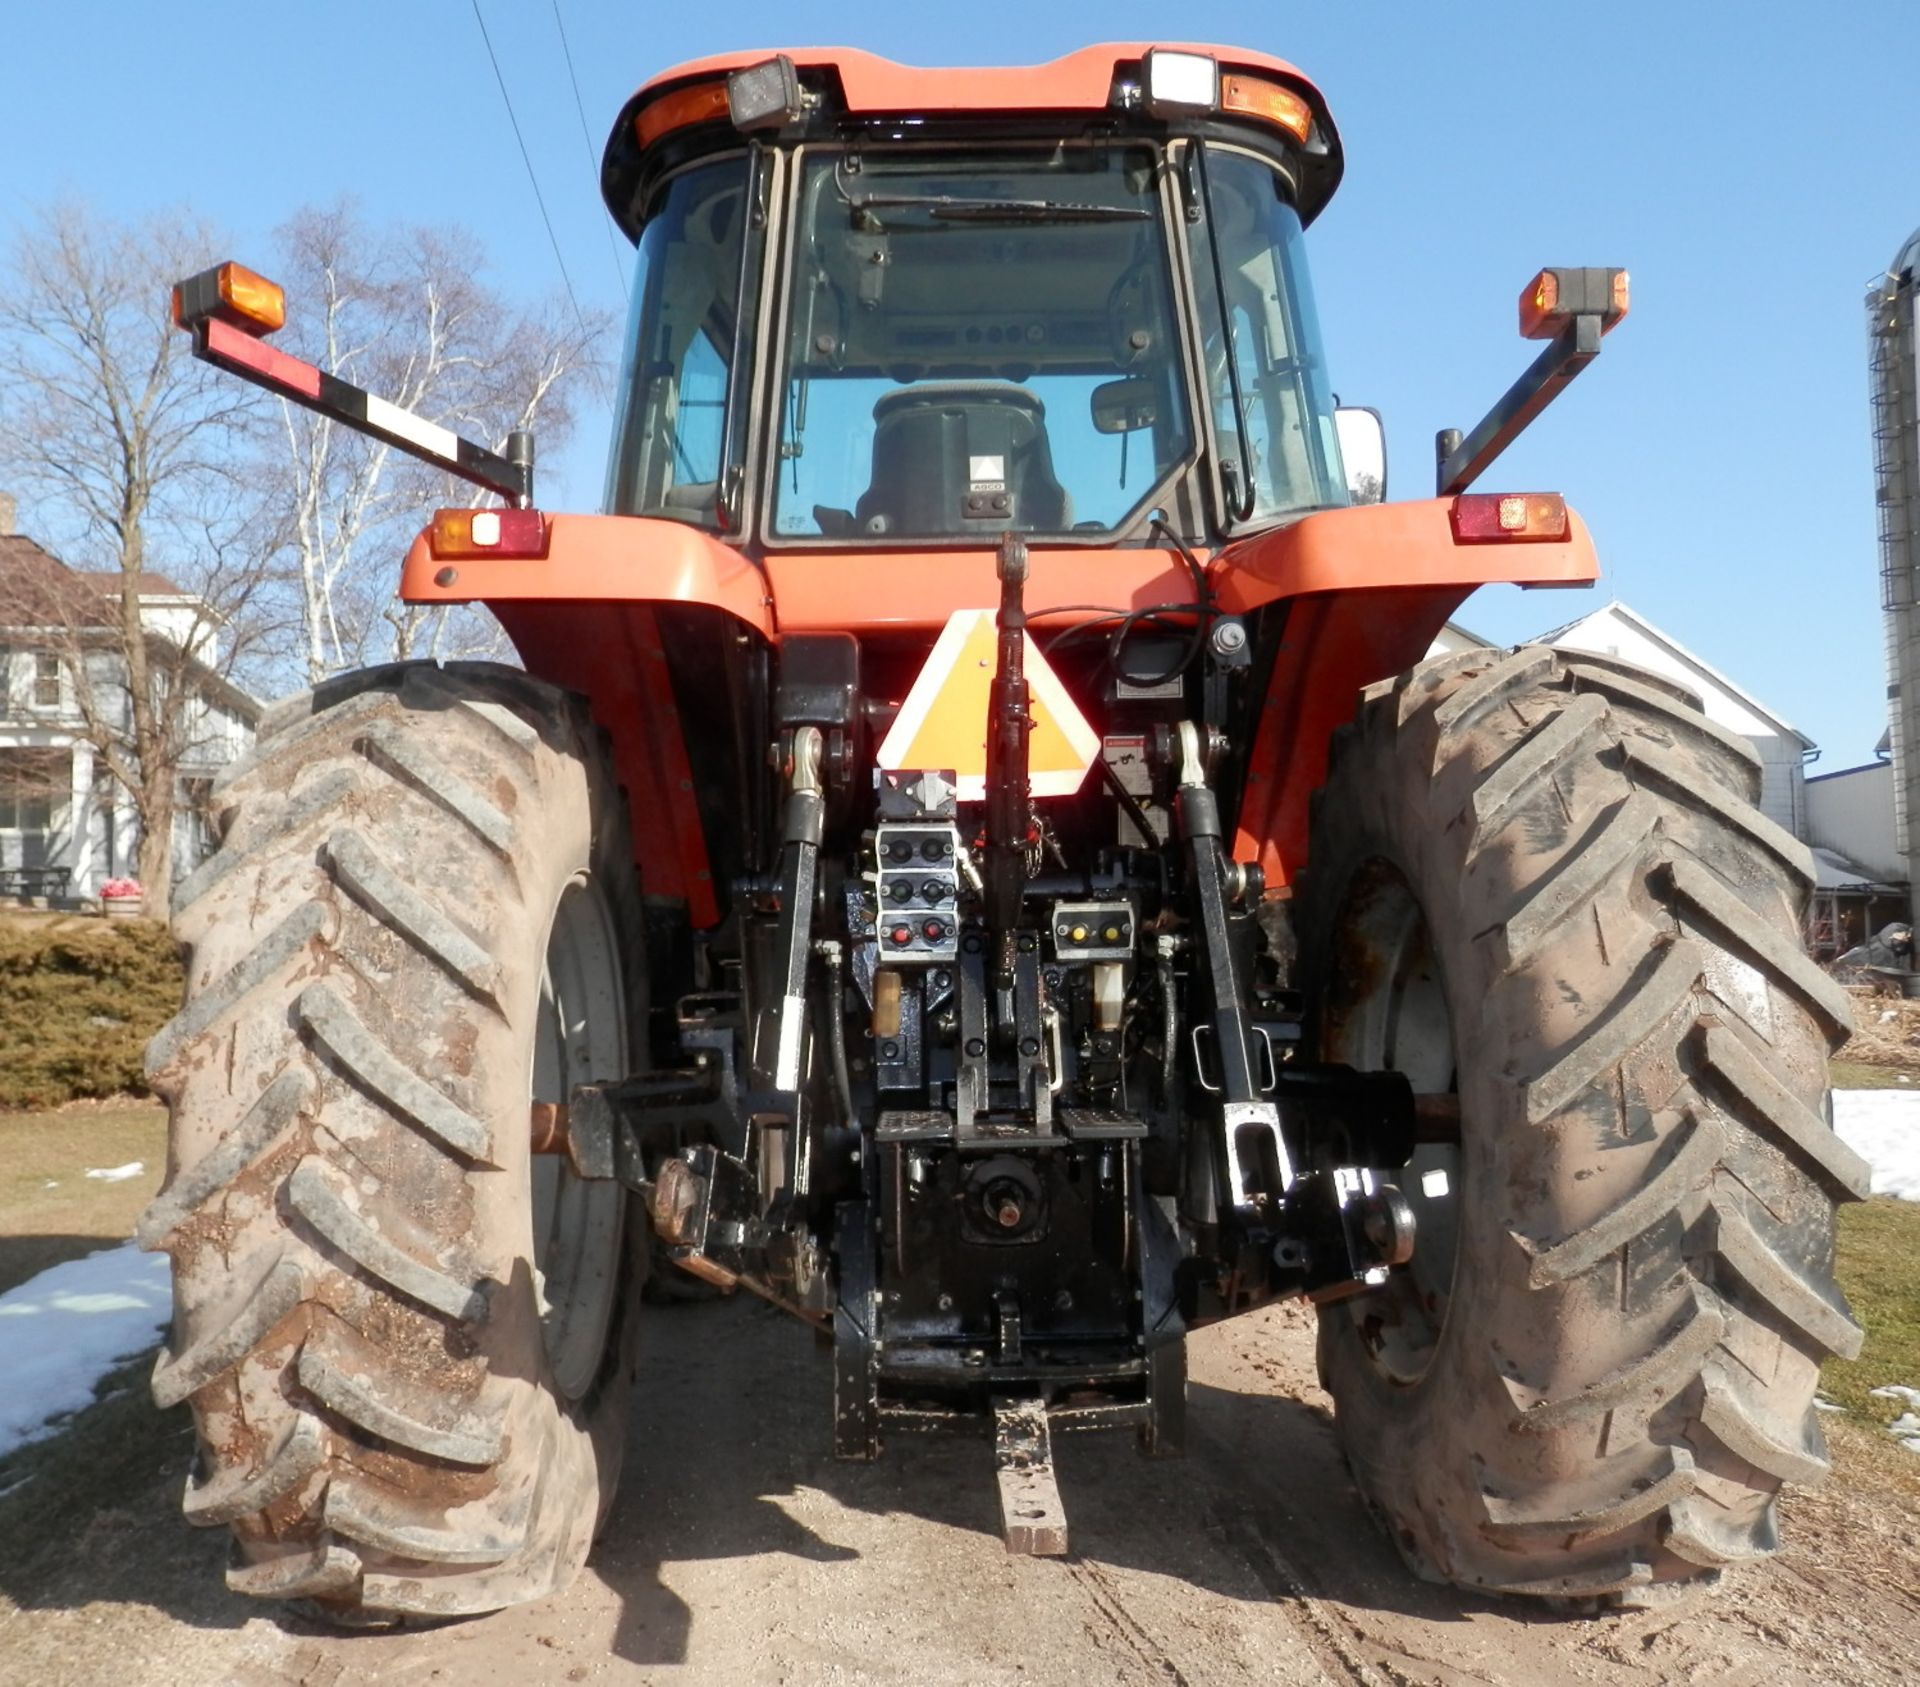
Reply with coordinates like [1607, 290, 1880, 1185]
[0, 1231, 150, 1299]
[596, 1295, 1535, 1669]
[0, 1346, 244, 1636]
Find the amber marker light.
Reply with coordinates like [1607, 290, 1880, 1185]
[429, 507, 549, 560]
[635, 79, 730, 148]
[1610, 269, 1632, 322]
[1220, 74, 1313, 144]
[1449, 493, 1570, 543]
[1519, 267, 1631, 340]
[1518, 270, 1562, 341]
[170, 262, 286, 337]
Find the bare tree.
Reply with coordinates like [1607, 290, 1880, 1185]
[0, 204, 284, 908]
[268, 204, 610, 681]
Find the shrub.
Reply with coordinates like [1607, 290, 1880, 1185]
[0, 914, 183, 1108]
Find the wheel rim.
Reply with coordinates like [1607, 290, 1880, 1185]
[530, 875, 628, 1402]
[1322, 858, 1462, 1386]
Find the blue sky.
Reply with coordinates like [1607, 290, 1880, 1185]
[2, 1, 1913, 762]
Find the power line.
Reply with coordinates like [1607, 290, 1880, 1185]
[550, 0, 630, 306]
[468, 0, 589, 335]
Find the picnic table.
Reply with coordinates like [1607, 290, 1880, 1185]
[0, 865, 72, 900]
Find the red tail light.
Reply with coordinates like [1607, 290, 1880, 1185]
[1449, 493, 1569, 543]
[429, 507, 549, 560]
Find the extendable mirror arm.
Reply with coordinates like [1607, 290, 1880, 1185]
[172, 261, 536, 507]
[1434, 266, 1628, 497]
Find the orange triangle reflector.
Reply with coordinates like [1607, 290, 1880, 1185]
[878, 609, 1101, 800]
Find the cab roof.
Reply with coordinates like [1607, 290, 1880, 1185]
[603, 42, 1342, 234]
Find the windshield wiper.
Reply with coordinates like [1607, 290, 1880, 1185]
[847, 194, 1149, 225]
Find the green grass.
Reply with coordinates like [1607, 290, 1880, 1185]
[1829, 1060, 1917, 1091]
[1823, 1198, 1920, 1492]
[1825, 1199, 1920, 1416]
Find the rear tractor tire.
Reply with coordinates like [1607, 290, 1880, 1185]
[1298, 646, 1864, 1604]
[140, 662, 645, 1622]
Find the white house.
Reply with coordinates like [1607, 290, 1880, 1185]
[0, 514, 260, 899]
[1427, 620, 1492, 660]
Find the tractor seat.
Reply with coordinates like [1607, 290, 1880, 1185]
[855, 383, 1072, 536]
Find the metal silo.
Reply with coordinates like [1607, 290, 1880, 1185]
[1869, 229, 1920, 916]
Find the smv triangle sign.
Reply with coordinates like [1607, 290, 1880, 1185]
[877, 609, 1101, 800]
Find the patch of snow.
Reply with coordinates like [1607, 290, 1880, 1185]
[1869, 1384, 1920, 1407]
[83, 1162, 144, 1183]
[1813, 1396, 1846, 1413]
[1830, 1091, 1920, 1201]
[0, 1244, 170, 1459]
[1865, 1387, 1920, 1455]
[0, 1471, 33, 1501]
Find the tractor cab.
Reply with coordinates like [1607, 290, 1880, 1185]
[600, 46, 1353, 548]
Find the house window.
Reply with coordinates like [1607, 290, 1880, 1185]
[0, 750, 58, 834]
[32, 653, 60, 709]
[0, 746, 64, 868]
[0, 790, 52, 831]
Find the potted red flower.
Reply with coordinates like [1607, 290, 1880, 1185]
[100, 878, 145, 919]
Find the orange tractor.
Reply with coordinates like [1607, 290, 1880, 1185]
[146, 43, 1861, 1623]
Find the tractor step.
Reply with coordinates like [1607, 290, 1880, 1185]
[992, 1398, 1069, 1557]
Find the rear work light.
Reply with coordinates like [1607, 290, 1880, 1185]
[171, 262, 285, 337]
[727, 55, 804, 131]
[637, 57, 809, 149]
[1449, 493, 1569, 543]
[429, 507, 549, 560]
[1520, 268, 1630, 340]
[1143, 50, 1220, 114]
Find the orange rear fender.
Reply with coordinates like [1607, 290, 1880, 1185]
[401, 513, 774, 930]
[1217, 498, 1599, 890]
[400, 512, 775, 638]
[397, 499, 1598, 920]
[1210, 496, 1598, 610]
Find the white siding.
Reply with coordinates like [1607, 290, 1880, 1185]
[1750, 736, 1808, 839]
[1426, 622, 1493, 660]
[1808, 763, 1902, 883]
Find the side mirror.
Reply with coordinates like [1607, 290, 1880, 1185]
[1091, 376, 1157, 435]
[1335, 406, 1386, 504]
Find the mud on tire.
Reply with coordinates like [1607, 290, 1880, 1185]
[140, 662, 644, 1621]
[1298, 646, 1864, 1603]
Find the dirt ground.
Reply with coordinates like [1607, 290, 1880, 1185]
[3, 1291, 1917, 1687]
[1838, 985, 1920, 1073]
